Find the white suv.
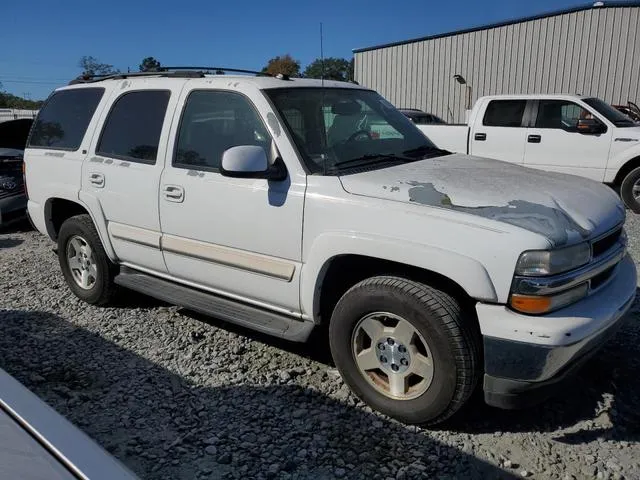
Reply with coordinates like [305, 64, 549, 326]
[24, 68, 636, 425]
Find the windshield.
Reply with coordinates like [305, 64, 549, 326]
[265, 88, 445, 174]
[583, 97, 636, 127]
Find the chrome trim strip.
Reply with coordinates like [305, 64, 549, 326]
[512, 242, 626, 296]
[161, 235, 295, 282]
[108, 222, 161, 249]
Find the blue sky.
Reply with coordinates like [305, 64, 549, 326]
[0, 0, 610, 100]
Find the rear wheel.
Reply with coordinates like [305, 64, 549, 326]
[329, 276, 481, 425]
[620, 166, 640, 213]
[58, 214, 118, 305]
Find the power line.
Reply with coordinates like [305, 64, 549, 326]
[0, 80, 63, 85]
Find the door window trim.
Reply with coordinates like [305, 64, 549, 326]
[171, 89, 273, 174]
[95, 89, 171, 165]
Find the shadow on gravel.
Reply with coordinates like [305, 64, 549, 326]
[0, 237, 23, 249]
[0, 217, 32, 234]
[0, 309, 517, 480]
[183, 309, 334, 366]
[183, 298, 640, 443]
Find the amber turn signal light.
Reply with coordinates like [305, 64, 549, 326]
[510, 294, 553, 314]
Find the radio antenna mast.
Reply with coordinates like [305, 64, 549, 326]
[320, 22, 325, 87]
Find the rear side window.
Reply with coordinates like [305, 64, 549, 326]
[29, 88, 104, 150]
[97, 90, 170, 164]
[482, 100, 526, 127]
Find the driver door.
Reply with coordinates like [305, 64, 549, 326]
[159, 88, 305, 313]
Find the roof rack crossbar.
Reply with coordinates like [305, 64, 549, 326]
[159, 66, 271, 76]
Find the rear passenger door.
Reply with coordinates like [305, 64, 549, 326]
[82, 83, 181, 272]
[158, 88, 305, 314]
[469, 99, 528, 163]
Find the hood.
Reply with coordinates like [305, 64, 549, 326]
[339, 154, 625, 247]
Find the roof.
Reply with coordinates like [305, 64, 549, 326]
[353, 1, 640, 53]
[476, 94, 590, 101]
[60, 73, 365, 91]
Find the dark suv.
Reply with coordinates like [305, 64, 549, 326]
[0, 119, 32, 227]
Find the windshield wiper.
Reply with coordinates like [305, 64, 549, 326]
[331, 153, 413, 169]
[403, 145, 450, 157]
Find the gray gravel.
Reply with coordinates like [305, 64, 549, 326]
[1, 216, 640, 480]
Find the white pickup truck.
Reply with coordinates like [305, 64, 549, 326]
[25, 71, 635, 425]
[418, 95, 640, 211]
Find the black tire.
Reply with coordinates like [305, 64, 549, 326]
[329, 276, 481, 425]
[57, 214, 118, 306]
[620, 166, 640, 213]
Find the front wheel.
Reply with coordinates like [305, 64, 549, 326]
[329, 276, 481, 425]
[620, 166, 640, 213]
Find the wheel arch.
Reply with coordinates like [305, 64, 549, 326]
[302, 233, 497, 325]
[612, 155, 640, 187]
[45, 195, 117, 261]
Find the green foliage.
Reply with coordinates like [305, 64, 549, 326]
[261, 55, 301, 77]
[0, 91, 44, 109]
[303, 57, 354, 82]
[139, 57, 161, 72]
[78, 56, 117, 76]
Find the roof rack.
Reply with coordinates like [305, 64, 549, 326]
[68, 66, 273, 85]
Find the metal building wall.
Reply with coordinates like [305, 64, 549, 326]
[354, 5, 640, 124]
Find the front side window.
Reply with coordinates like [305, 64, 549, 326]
[535, 100, 599, 131]
[174, 90, 271, 171]
[482, 100, 526, 127]
[97, 90, 170, 164]
[29, 88, 104, 150]
[265, 88, 442, 174]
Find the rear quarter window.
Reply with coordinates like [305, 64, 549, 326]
[28, 88, 104, 150]
[482, 100, 526, 127]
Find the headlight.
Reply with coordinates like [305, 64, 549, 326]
[510, 283, 589, 314]
[515, 242, 591, 276]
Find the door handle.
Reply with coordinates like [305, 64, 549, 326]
[474, 133, 487, 141]
[89, 172, 105, 188]
[163, 185, 184, 203]
[528, 134, 542, 143]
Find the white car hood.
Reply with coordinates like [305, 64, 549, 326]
[339, 154, 625, 247]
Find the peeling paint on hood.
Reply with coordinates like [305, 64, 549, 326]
[339, 154, 625, 247]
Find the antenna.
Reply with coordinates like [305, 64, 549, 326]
[320, 22, 325, 87]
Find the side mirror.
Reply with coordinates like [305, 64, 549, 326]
[577, 118, 606, 135]
[220, 145, 287, 181]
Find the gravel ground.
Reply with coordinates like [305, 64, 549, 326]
[1, 216, 640, 480]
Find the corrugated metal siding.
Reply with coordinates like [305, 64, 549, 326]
[355, 6, 640, 124]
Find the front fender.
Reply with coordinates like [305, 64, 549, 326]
[604, 143, 640, 183]
[301, 232, 497, 320]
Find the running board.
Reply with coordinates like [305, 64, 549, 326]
[114, 268, 314, 342]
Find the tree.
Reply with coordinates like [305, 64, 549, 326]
[261, 54, 300, 77]
[78, 56, 117, 76]
[303, 57, 354, 82]
[139, 57, 161, 72]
